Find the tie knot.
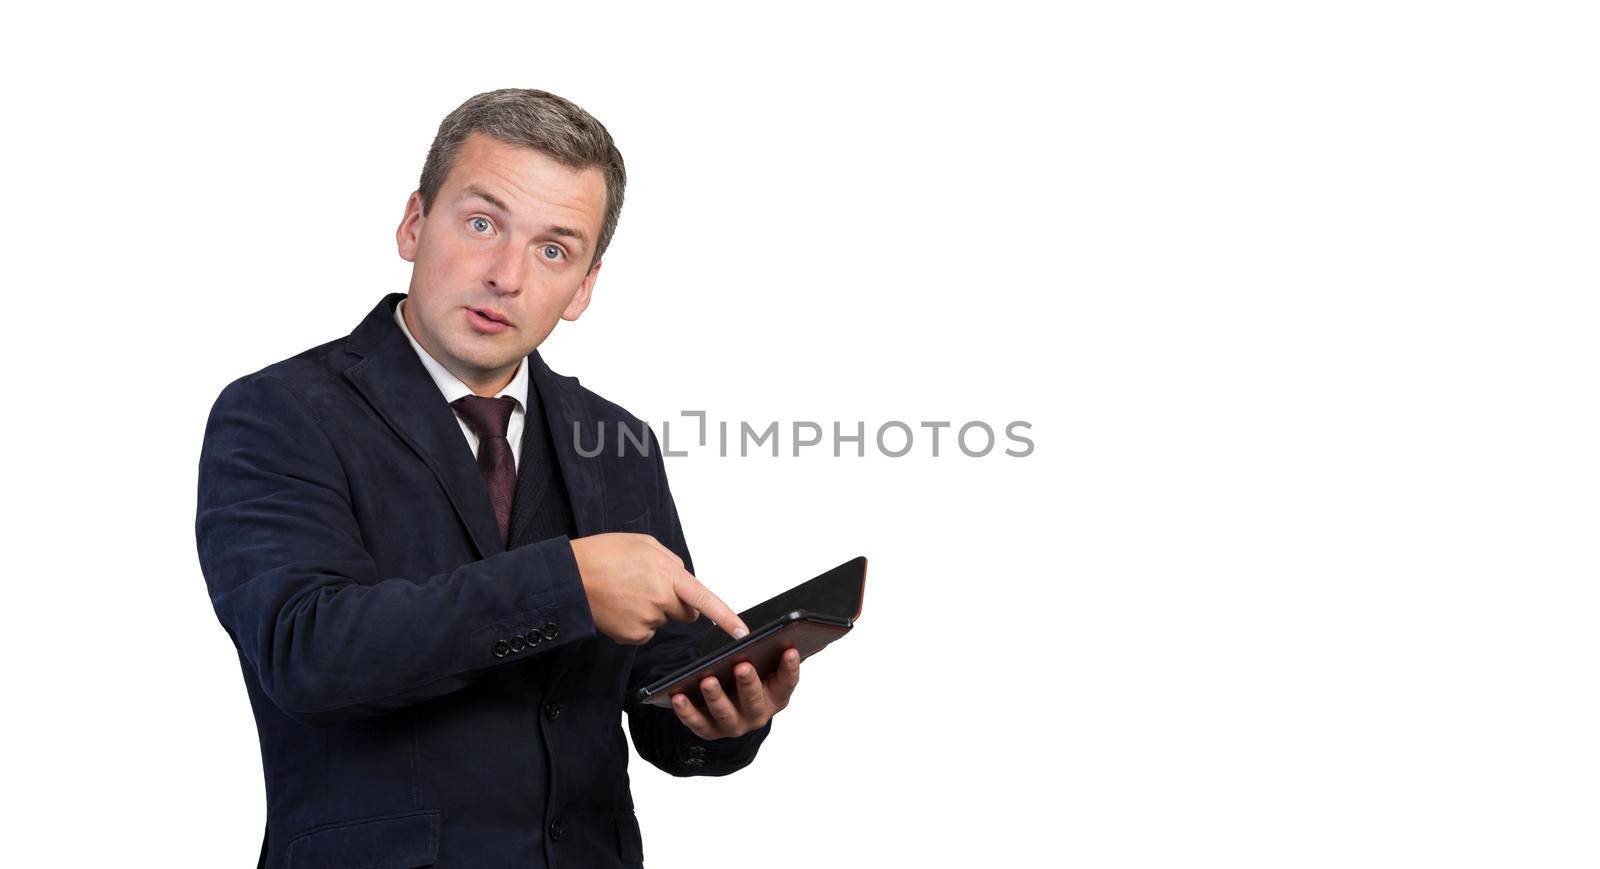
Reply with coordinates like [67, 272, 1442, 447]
[451, 394, 517, 440]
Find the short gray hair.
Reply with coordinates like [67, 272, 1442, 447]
[418, 88, 626, 270]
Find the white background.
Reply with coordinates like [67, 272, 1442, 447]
[3, 2, 1596, 866]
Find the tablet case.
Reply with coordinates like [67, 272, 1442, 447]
[695, 555, 868, 656]
[635, 556, 868, 708]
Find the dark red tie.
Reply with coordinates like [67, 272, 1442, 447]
[451, 395, 518, 544]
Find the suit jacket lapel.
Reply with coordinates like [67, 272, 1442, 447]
[341, 294, 506, 561]
[521, 348, 606, 689]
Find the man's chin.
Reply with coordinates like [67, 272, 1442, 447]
[449, 345, 531, 375]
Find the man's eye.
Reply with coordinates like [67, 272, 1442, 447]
[541, 244, 564, 261]
[469, 217, 492, 234]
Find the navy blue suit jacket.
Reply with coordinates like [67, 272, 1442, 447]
[195, 293, 769, 868]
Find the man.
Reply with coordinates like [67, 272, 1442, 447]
[195, 88, 801, 869]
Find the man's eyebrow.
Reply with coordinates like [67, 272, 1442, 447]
[545, 223, 589, 244]
[456, 183, 590, 245]
[457, 184, 511, 213]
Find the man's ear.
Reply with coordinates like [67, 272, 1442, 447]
[561, 259, 603, 321]
[396, 191, 424, 262]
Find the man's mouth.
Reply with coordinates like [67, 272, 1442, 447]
[469, 307, 513, 327]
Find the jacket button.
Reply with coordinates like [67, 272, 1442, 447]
[544, 701, 563, 721]
[509, 635, 525, 652]
[525, 628, 544, 647]
[549, 819, 564, 841]
[685, 756, 705, 767]
[687, 744, 706, 756]
[491, 640, 510, 658]
[541, 622, 559, 641]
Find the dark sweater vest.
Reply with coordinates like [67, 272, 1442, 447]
[505, 374, 578, 549]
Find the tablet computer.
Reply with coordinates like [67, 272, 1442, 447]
[634, 555, 867, 709]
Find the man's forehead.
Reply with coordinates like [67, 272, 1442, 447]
[443, 137, 605, 232]
[449, 135, 604, 198]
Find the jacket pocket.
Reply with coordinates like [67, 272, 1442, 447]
[614, 809, 645, 864]
[286, 809, 440, 869]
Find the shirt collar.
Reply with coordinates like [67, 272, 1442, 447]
[394, 297, 526, 409]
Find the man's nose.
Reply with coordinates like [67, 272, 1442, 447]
[483, 243, 526, 293]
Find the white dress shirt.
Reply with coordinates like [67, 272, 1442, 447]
[394, 297, 527, 470]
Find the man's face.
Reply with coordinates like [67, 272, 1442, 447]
[396, 131, 608, 393]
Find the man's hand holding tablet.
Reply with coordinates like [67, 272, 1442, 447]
[672, 647, 803, 739]
[569, 532, 803, 738]
[631, 556, 868, 735]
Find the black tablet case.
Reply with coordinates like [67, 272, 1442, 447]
[695, 555, 867, 656]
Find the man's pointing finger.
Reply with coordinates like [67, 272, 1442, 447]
[672, 573, 749, 639]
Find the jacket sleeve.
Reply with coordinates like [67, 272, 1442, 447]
[624, 428, 771, 777]
[195, 374, 597, 726]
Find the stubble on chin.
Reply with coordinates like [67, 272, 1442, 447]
[448, 334, 527, 377]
